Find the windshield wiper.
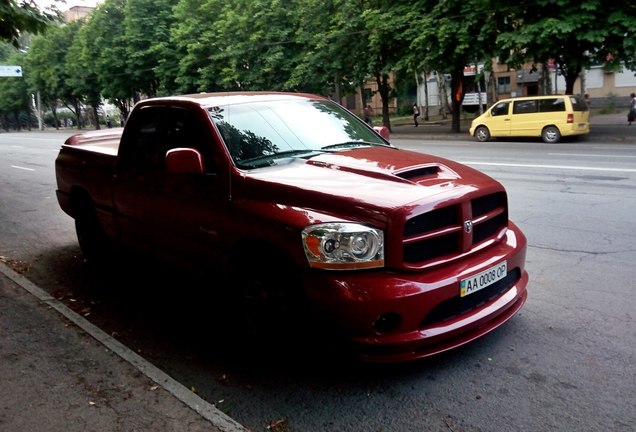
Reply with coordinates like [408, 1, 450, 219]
[237, 149, 326, 169]
[321, 141, 385, 150]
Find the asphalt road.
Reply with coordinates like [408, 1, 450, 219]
[1, 126, 634, 432]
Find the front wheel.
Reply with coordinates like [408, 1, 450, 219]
[542, 126, 561, 143]
[474, 126, 490, 142]
[227, 247, 310, 350]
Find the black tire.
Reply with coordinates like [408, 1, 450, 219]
[542, 125, 561, 143]
[227, 247, 309, 350]
[73, 194, 109, 262]
[474, 126, 490, 142]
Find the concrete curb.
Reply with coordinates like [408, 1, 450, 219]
[0, 261, 249, 432]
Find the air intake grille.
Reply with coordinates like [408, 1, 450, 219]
[402, 192, 508, 266]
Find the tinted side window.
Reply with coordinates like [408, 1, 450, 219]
[491, 102, 509, 116]
[538, 98, 565, 112]
[118, 105, 164, 171]
[119, 106, 213, 173]
[164, 107, 213, 172]
[513, 100, 537, 114]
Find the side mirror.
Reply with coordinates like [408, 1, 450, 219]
[373, 126, 390, 141]
[165, 148, 204, 174]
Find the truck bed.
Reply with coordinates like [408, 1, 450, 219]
[61, 128, 124, 156]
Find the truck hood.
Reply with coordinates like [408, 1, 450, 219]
[242, 146, 503, 221]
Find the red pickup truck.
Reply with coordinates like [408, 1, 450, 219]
[55, 92, 528, 363]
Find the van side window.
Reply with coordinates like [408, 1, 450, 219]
[513, 100, 537, 114]
[491, 102, 509, 116]
[538, 98, 565, 112]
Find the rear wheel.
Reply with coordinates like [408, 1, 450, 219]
[474, 126, 490, 142]
[542, 126, 561, 143]
[74, 194, 109, 262]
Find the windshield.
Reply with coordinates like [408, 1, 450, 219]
[207, 98, 389, 169]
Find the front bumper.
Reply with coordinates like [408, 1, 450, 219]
[304, 223, 528, 363]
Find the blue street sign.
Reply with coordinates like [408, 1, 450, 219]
[0, 65, 22, 77]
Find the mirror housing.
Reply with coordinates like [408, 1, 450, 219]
[373, 126, 390, 141]
[165, 148, 204, 174]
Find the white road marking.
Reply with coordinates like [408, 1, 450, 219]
[10, 165, 35, 171]
[548, 153, 636, 158]
[460, 161, 636, 173]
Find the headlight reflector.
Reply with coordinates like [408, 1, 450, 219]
[302, 223, 384, 270]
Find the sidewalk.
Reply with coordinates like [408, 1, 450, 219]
[0, 261, 248, 432]
[390, 112, 636, 143]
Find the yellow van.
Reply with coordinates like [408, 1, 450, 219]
[469, 95, 590, 143]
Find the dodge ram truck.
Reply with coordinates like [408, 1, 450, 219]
[55, 92, 529, 363]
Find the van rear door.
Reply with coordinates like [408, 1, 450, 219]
[569, 96, 590, 132]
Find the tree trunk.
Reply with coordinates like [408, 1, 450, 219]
[92, 105, 101, 130]
[375, 71, 392, 131]
[450, 68, 464, 133]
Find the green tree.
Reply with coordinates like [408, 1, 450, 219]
[24, 31, 60, 128]
[46, 21, 84, 127]
[294, 0, 411, 129]
[496, 0, 636, 95]
[66, 18, 103, 129]
[83, 0, 136, 119]
[0, 42, 14, 60]
[0, 0, 60, 47]
[24, 22, 84, 128]
[169, 0, 224, 93]
[206, 0, 304, 91]
[0, 50, 30, 130]
[405, 0, 507, 132]
[125, 0, 175, 97]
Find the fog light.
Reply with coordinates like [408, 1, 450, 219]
[373, 312, 402, 334]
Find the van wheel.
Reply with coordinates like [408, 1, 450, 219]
[542, 126, 561, 143]
[474, 126, 490, 142]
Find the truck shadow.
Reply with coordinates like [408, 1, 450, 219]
[27, 244, 494, 381]
[22, 244, 521, 429]
[29, 245, 363, 369]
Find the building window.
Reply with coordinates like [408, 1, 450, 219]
[497, 77, 511, 93]
[363, 88, 373, 104]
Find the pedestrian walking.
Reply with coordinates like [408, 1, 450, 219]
[413, 103, 420, 127]
[364, 104, 373, 125]
[629, 93, 636, 125]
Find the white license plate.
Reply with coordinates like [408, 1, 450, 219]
[460, 261, 507, 297]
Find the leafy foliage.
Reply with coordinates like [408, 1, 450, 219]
[1, 0, 635, 132]
[0, 50, 30, 129]
[0, 0, 61, 47]
[495, 0, 636, 94]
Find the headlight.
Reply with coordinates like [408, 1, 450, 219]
[302, 223, 384, 270]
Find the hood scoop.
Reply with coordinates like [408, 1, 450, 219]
[307, 149, 461, 185]
[395, 164, 440, 180]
